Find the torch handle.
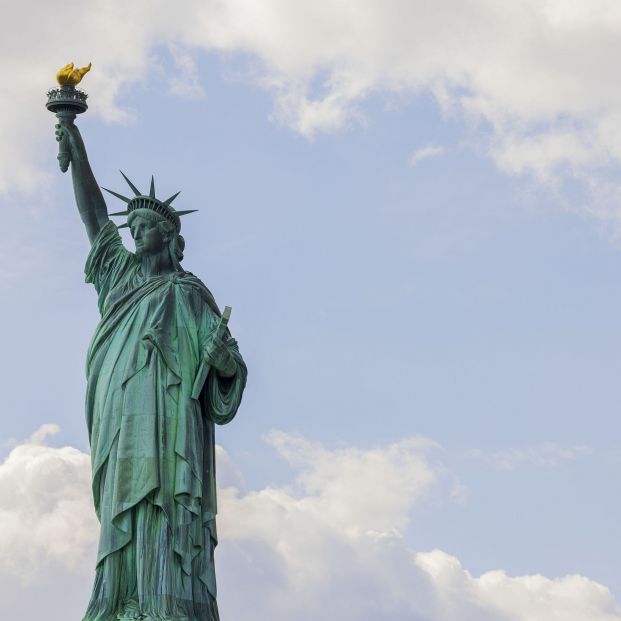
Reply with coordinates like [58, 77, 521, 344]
[55, 110, 76, 173]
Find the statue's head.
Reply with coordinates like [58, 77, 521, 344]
[128, 209, 185, 265]
[103, 172, 195, 267]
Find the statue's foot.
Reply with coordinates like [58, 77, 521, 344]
[117, 613, 144, 620]
[140, 614, 190, 621]
[141, 616, 190, 621]
[117, 603, 144, 620]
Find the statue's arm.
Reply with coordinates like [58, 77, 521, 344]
[56, 122, 109, 245]
[202, 337, 247, 426]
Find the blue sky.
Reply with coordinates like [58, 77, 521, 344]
[1, 2, 621, 620]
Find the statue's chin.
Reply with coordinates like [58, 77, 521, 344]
[135, 246, 165, 259]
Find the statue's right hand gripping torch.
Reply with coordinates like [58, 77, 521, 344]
[45, 62, 91, 172]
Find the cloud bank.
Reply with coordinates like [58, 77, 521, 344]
[4, 0, 621, 221]
[0, 424, 97, 580]
[0, 426, 618, 621]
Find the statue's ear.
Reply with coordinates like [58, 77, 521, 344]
[158, 221, 174, 243]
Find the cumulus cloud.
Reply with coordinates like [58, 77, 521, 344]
[5, 0, 621, 217]
[0, 426, 617, 621]
[216, 433, 618, 621]
[0, 424, 97, 580]
[417, 551, 621, 621]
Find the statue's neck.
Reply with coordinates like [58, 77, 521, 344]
[141, 248, 176, 278]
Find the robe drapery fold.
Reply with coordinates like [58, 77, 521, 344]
[82, 221, 246, 621]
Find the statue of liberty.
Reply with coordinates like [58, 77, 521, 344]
[51, 69, 247, 621]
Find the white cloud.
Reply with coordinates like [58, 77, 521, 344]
[469, 442, 592, 470]
[410, 145, 446, 167]
[4, 0, 621, 215]
[166, 43, 207, 100]
[216, 433, 618, 621]
[0, 427, 617, 621]
[417, 550, 621, 621]
[0, 424, 97, 580]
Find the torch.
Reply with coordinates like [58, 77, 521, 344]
[46, 63, 91, 172]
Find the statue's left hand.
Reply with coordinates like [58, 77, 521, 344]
[203, 335, 237, 378]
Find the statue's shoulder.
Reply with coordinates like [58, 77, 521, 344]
[178, 271, 221, 318]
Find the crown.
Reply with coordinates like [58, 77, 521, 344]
[103, 171, 197, 233]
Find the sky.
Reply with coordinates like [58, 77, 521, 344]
[1, 1, 621, 620]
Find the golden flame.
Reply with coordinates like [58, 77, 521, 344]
[56, 62, 92, 87]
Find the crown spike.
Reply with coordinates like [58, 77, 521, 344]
[163, 191, 181, 207]
[175, 210, 198, 217]
[117, 223, 130, 229]
[102, 187, 131, 203]
[119, 171, 141, 196]
[102, 173, 188, 234]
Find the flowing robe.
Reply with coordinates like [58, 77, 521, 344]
[82, 222, 246, 621]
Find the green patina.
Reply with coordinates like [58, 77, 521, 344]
[49, 96, 247, 621]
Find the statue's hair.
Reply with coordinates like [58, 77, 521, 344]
[128, 208, 185, 265]
[128, 208, 164, 226]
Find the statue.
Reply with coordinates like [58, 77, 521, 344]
[47, 64, 247, 621]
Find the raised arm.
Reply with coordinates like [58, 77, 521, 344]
[55, 122, 109, 244]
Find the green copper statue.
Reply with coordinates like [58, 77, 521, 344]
[48, 65, 247, 621]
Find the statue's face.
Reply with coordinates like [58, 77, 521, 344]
[130, 215, 166, 257]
